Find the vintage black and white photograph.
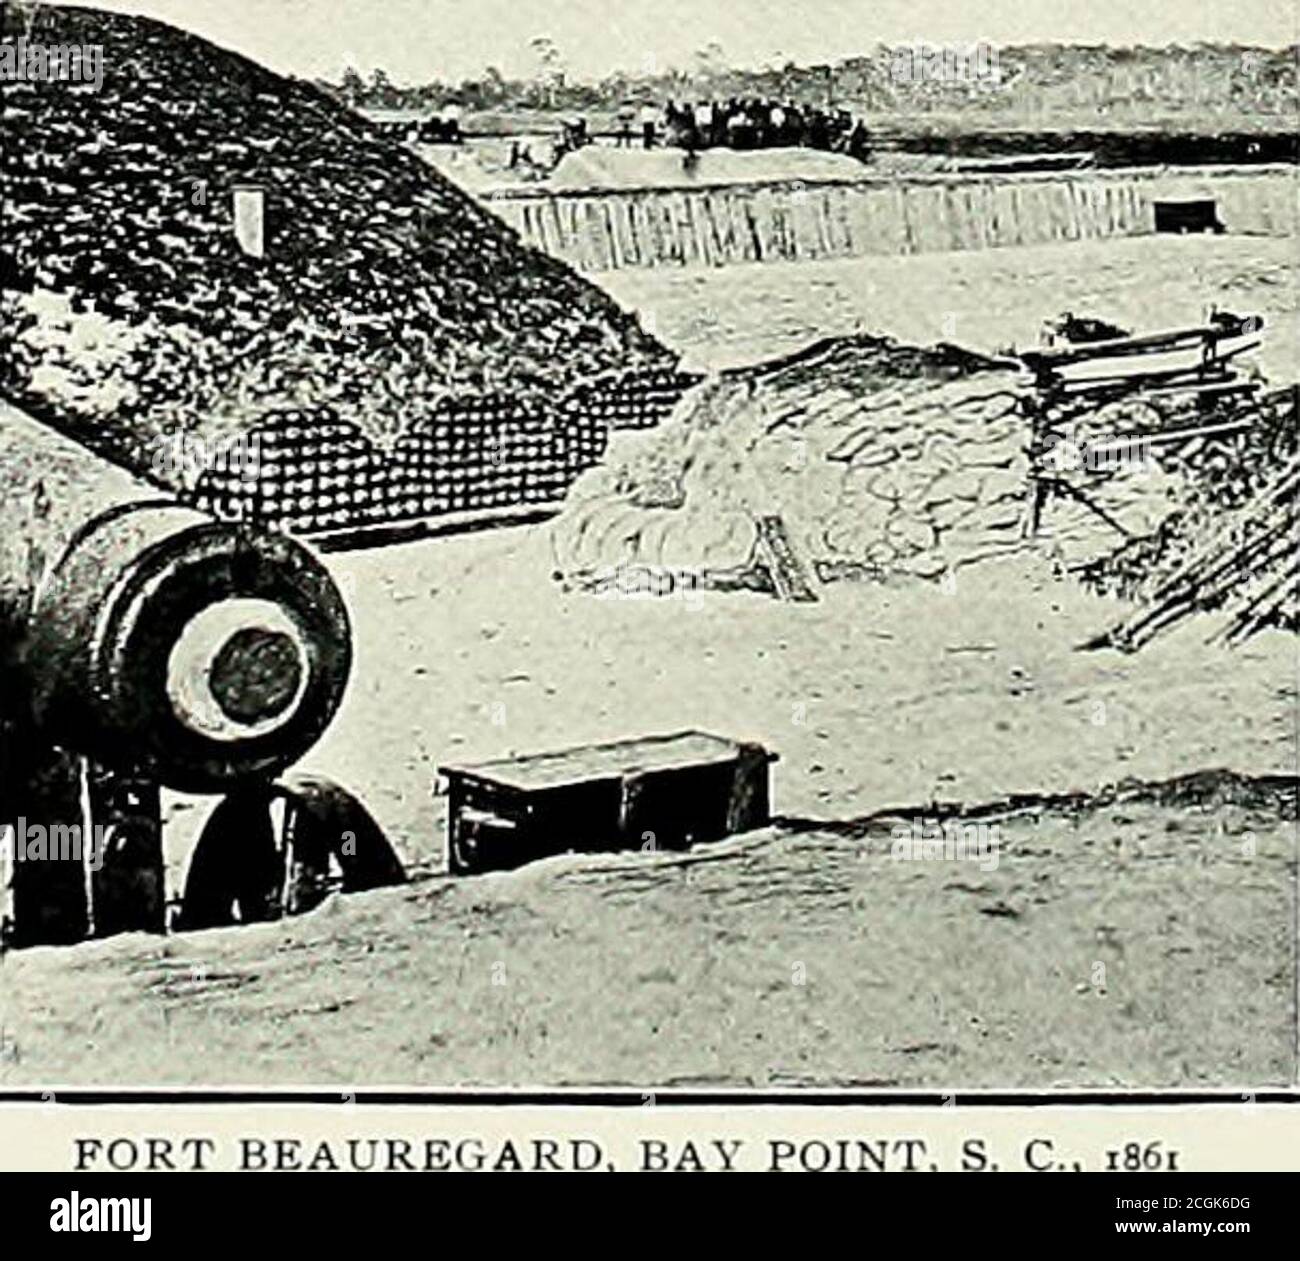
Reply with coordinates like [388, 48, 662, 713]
[0, 0, 1296, 1114]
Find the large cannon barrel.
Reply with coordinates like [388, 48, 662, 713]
[0, 401, 351, 793]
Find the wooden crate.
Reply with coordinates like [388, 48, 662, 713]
[440, 731, 775, 875]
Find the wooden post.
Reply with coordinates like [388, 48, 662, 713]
[85, 761, 166, 938]
[232, 184, 266, 259]
[2, 727, 88, 948]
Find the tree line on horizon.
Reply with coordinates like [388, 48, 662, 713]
[324, 41, 1298, 125]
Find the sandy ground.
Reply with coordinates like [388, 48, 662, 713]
[2, 779, 1293, 1089]
[599, 234, 1299, 385]
[1, 232, 1296, 1088]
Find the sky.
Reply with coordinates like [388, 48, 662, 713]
[64, 0, 1300, 82]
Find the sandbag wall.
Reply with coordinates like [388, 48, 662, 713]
[484, 165, 1297, 273]
[191, 370, 704, 536]
[551, 339, 1043, 591]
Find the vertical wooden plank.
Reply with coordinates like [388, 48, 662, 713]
[522, 202, 543, 255]
[679, 193, 703, 267]
[1086, 179, 1105, 239]
[565, 198, 585, 268]
[895, 183, 916, 255]
[830, 186, 853, 256]
[992, 182, 1017, 248]
[961, 185, 984, 251]
[548, 196, 566, 259]
[609, 194, 630, 267]
[642, 193, 664, 266]
[705, 190, 733, 263]
[582, 199, 604, 270]
[732, 188, 756, 263]
[670, 192, 690, 266]
[786, 188, 809, 260]
[728, 191, 750, 264]
[726, 190, 750, 263]
[653, 194, 676, 266]
[1074, 180, 1092, 239]
[931, 183, 955, 253]
[770, 187, 791, 261]
[690, 193, 713, 267]
[624, 197, 643, 267]
[805, 188, 830, 259]
[602, 197, 621, 270]
[773, 187, 793, 261]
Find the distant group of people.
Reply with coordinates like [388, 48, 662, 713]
[420, 103, 463, 143]
[610, 99, 872, 162]
[612, 102, 671, 151]
[376, 107, 463, 145]
[558, 114, 594, 153]
[388, 94, 872, 169]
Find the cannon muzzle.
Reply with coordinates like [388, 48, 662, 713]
[28, 505, 351, 792]
[1, 402, 351, 792]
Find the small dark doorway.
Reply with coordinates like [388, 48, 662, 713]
[1153, 200, 1225, 234]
